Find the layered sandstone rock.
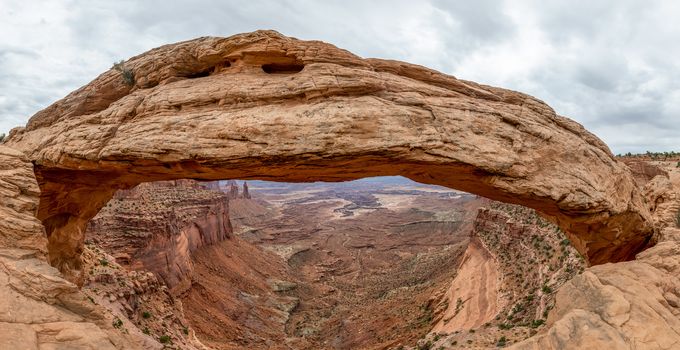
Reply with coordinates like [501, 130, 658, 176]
[621, 158, 668, 187]
[87, 179, 296, 349]
[81, 243, 207, 350]
[511, 229, 680, 350]
[426, 201, 585, 348]
[86, 180, 232, 295]
[1, 31, 676, 350]
[224, 180, 240, 199]
[0, 145, 147, 349]
[5, 31, 654, 283]
[510, 163, 680, 350]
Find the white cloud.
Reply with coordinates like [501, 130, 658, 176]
[0, 0, 678, 153]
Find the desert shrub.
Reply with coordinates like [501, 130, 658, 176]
[142, 311, 151, 319]
[159, 335, 171, 344]
[112, 60, 135, 86]
[530, 319, 545, 328]
[112, 318, 123, 329]
[99, 258, 109, 267]
[497, 336, 507, 347]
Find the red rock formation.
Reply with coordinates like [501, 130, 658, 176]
[621, 158, 668, 187]
[4, 31, 655, 282]
[428, 201, 585, 348]
[242, 181, 251, 199]
[86, 180, 232, 294]
[1, 31, 676, 350]
[0, 145, 146, 349]
[199, 180, 221, 191]
[88, 178, 294, 349]
[224, 180, 240, 199]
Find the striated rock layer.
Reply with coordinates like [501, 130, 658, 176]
[509, 161, 680, 350]
[86, 180, 232, 295]
[0, 145, 148, 349]
[424, 201, 585, 348]
[5, 31, 654, 283]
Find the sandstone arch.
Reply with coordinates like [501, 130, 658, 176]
[5, 30, 655, 282]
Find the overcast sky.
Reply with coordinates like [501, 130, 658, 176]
[1, 0, 678, 153]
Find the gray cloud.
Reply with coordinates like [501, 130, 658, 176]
[0, 0, 678, 153]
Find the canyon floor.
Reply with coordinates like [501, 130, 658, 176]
[79, 176, 586, 349]
[222, 178, 481, 349]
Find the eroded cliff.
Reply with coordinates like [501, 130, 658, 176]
[86, 180, 233, 294]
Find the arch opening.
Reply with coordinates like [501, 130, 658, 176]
[31, 156, 653, 286]
[81, 175, 586, 349]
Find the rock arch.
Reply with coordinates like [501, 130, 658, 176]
[5, 30, 655, 282]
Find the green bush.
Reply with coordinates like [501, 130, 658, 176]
[142, 311, 151, 319]
[530, 319, 545, 328]
[159, 335, 171, 344]
[112, 318, 123, 329]
[496, 336, 507, 347]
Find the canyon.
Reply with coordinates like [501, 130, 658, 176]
[0, 30, 679, 349]
[78, 175, 585, 349]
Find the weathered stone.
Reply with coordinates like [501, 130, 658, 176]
[0, 322, 38, 350]
[5, 31, 654, 282]
[0, 146, 147, 349]
[0, 146, 47, 257]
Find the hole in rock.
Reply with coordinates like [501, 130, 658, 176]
[262, 62, 305, 74]
[183, 69, 211, 79]
[81, 176, 585, 349]
[180, 61, 231, 79]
